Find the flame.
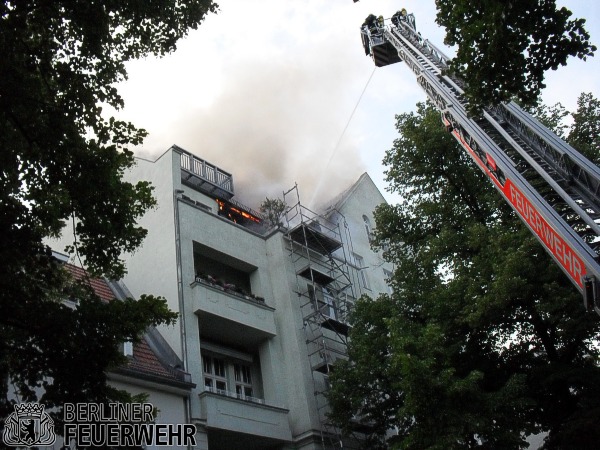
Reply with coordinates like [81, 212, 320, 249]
[215, 199, 261, 223]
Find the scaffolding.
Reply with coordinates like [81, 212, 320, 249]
[283, 184, 359, 450]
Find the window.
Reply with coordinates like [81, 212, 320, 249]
[234, 364, 253, 399]
[362, 215, 373, 242]
[201, 351, 258, 401]
[353, 253, 370, 290]
[202, 354, 227, 393]
[123, 341, 134, 357]
[381, 239, 390, 253]
[307, 284, 316, 303]
[308, 284, 337, 319]
[322, 287, 337, 320]
[383, 268, 394, 294]
[341, 293, 356, 321]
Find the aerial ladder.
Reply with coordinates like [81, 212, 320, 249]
[360, 10, 600, 314]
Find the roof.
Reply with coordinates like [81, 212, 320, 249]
[124, 337, 174, 379]
[64, 264, 115, 302]
[63, 262, 193, 389]
[115, 336, 194, 388]
[321, 172, 385, 216]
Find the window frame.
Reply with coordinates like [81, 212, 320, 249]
[201, 351, 257, 401]
[353, 253, 370, 290]
[383, 268, 394, 294]
[202, 354, 228, 394]
[234, 363, 254, 400]
[362, 215, 373, 243]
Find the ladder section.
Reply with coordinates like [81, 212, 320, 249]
[389, 14, 600, 269]
[362, 12, 600, 312]
[283, 185, 359, 449]
[490, 102, 600, 230]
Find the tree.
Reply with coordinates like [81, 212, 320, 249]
[526, 92, 600, 164]
[435, 0, 596, 111]
[0, 0, 217, 435]
[328, 102, 600, 449]
[568, 92, 600, 164]
[260, 197, 287, 228]
[527, 101, 570, 139]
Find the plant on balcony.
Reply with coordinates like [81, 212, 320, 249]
[195, 273, 266, 303]
[259, 197, 287, 228]
[234, 285, 245, 295]
[222, 282, 236, 291]
[196, 273, 215, 284]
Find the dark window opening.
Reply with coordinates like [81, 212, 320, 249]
[195, 254, 251, 293]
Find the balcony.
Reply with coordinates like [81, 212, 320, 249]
[178, 146, 234, 199]
[191, 280, 276, 350]
[203, 386, 268, 406]
[194, 276, 266, 306]
[199, 388, 291, 442]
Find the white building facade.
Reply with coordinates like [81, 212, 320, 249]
[120, 145, 393, 450]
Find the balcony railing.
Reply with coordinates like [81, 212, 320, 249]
[199, 386, 291, 441]
[193, 277, 277, 346]
[203, 386, 281, 408]
[194, 275, 266, 306]
[178, 147, 234, 199]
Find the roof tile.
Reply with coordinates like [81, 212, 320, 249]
[64, 263, 190, 386]
[126, 338, 178, 380]
[64, 264, 115, 302]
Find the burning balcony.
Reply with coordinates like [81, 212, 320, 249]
[215, 198, 266, 233]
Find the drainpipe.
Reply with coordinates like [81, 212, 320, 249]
[173, 189, 188, 370]
[173, 189, 193, 449]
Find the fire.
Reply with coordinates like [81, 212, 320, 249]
[215, 199, 261, 224]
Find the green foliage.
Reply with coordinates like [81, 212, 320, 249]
[435, 0, 596, 111]
[527, 101, 570, 139]
[327, 294, 401, 449]
[1, 0, 217, 278]
[259, 197, 287, 228]
[568, 92, 600, 164]
[3, 267, 178, 422]
[526, 92, 600, 164]
[328, 102, 600, 449]
[0, 0, 216, 434]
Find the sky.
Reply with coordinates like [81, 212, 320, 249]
[113, 0, 600, 210]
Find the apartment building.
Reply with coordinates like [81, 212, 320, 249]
[119, 145, 393, 450]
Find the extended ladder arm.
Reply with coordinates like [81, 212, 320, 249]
[361, 12, 600, 313]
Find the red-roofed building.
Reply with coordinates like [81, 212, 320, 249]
[52, 257, 196, 449]
[62, 260, 193, 385]
[64, 263, 116, 303]
[63, 261, 192, 383]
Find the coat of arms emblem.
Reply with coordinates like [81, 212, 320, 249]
[2, 402, 56, 447]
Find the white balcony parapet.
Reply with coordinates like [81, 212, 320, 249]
[199, 386, 291, 442]
[192, 280, 277, 348]
[194, 276, 267, 306]
[202, 386, 283, 408]
[177, 146, 234, 199]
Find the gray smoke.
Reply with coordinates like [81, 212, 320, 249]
[120, 0, 452, 210]
[136, 37, 367, 209]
